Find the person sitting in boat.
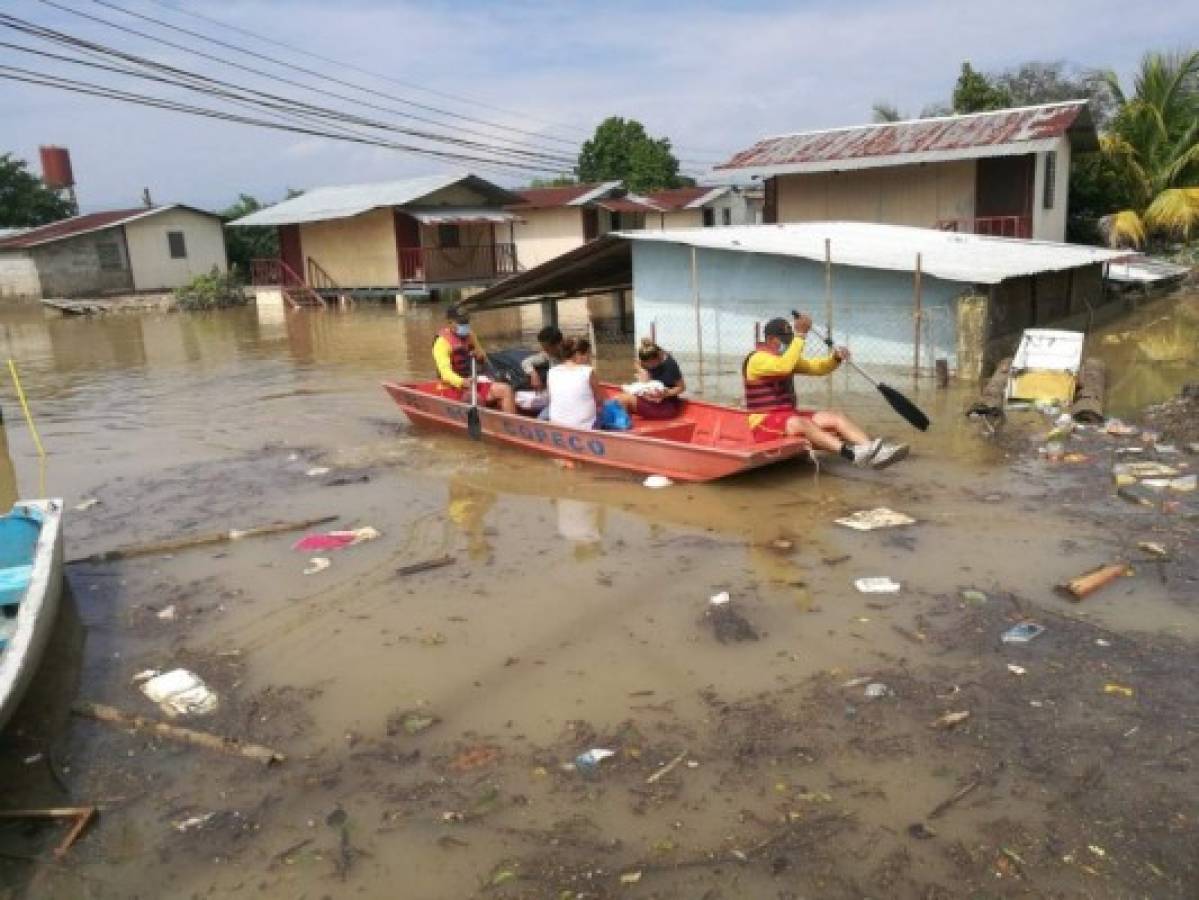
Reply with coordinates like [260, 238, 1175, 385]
[432, 305, 515, 414]
[744, 314, 908, 469]
[614, 338, 686, 421]
[547, 337, 605, 430]
[520, 325, 566, 389]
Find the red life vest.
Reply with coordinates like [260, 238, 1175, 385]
[743, 344, 797, 411]
[435, 327, 472, 380]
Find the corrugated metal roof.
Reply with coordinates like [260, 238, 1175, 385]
[618, 221, 1125, 285]
[510, 181, 622, 209]
[408, 208, 520, 224]
[716, 101, 1096, 177]
[597, 195, 662, 213]
[647, 186, 730, 210]
[228, 172, 523, 227]
[0, 205, 218, 250]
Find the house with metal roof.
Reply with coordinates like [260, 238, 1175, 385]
[645, 186, 754, 230]
[715, 101, 1098, 243]
[465, 221, 1129, 385]
[0, 205, 227, 301]
[228, 172, 523, 306]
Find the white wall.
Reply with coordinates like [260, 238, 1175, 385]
[0, 252, 41, 299]
[1031, 136, 1071, 242]
[125, 209, 227, 291]
[511, 207, 584, 268]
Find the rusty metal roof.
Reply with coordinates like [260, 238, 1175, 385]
[646, 186, 730, 210]
[510, 181, 621, 209]
[716, 102, 1096, 177]
[0, 205, 219, 250]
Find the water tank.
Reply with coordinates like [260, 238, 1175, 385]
[39, 146, 75, 189]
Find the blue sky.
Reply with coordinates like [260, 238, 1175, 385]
[2, 0, 1194, 212]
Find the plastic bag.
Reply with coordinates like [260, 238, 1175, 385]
[599, 398, 631, 431]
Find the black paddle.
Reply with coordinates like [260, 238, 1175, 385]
[466, 356, 482, 440]
[791, 311, 931, 432]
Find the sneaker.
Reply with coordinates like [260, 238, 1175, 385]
[850, 438, 883, 467]
[870, 443, 910, 470]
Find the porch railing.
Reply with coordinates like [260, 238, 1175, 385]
[936, 216, 1032, 239]
[398, 243, 517, 284]
[249, 258, 325, 308]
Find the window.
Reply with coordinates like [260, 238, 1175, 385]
[1043, 151, 1056, 210]
[437, 223, 461, 248]
[609, 212, 622, 232]
[721, 207, 732, 226]
[167, 231, 187, 259]
[702, 208, 715, 228]
[96, 242, 123, 271]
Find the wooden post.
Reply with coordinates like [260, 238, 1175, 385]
[540, 299, 558, 328]
[754, 321, 761, 344]
[824, 238, 833, 338]
[690, 246, 705, 390]
[913, 252, 923, 377]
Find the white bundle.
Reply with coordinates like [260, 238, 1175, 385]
[622, 379, 666, 397]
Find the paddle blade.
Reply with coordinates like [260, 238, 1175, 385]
[877, 383, 930, 431]
[467, 406, 482, 440]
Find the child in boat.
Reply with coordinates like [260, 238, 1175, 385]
[547, 337, 605, 430]
[615, 338, 686, 420]
[744, 313, 908, 469]
[432, 306, 515, 414]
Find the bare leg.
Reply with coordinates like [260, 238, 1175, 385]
[490, 383, 516, 415]
[785, 416, 843, 453]
[809, 409, 869, 446]
[614, 392, 637, 412]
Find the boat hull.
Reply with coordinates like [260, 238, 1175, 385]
[382, 381, 810, 482]
[0, 499, 65, 733]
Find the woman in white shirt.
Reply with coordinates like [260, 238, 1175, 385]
[547, 338, 606, 430]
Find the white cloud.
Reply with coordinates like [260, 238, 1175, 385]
[0, 0, 1192, 208]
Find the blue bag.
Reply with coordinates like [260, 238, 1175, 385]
[599, 398, 631, 431]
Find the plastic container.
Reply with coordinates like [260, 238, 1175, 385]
[1001, 622, 1045, 644]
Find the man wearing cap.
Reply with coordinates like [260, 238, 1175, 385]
[433, 306, 516, 414]
[743, 313, 908, 469]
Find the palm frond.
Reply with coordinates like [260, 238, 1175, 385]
[1104, 210, 1148, 248]
[1144, 188, 1199, 239]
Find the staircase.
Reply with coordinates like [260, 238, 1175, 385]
[306, 257, 353, 306]
[250, 259, 326, 309]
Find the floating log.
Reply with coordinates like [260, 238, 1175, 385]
[396, 555, 456, 577]
[967, 357, 1012, 417]
[69, 515, 338, 564]
[72, 701, 285, 765]
[1071, 358, 1107, 423]
[1056, 562, 1130, 601]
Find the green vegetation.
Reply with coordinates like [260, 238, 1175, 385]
[221, 194, 278, 277]
[0, 153, 75, 227]
[174, 267, 247, 311]
[951, 62, 1013, 113]
[576, 117, 692, 192]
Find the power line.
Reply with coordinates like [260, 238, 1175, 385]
[0, 64, 563, 176]
[35, 0, 582, 163]
[1, 14, 579, 170]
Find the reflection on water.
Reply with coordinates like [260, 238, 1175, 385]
[447, 477, 497, 560]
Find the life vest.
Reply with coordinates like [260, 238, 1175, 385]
[435, 327, 472, 380]
[743, 344, 797, 411]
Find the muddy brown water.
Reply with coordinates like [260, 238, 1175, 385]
[0, 290, 1196, 898]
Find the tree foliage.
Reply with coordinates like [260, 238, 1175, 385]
[174, 267, 247, 311]
[871, 101, 902, 123]
[0, 153, 74, 228]
[221, 193, 284, 275]
[994, 61, 1117, 126]
[951, 62, 1013, 113]
[576, 117, 686, 193]
[528, 175, 577, 188]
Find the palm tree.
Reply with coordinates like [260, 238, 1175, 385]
[1099, 50, 1199, 247]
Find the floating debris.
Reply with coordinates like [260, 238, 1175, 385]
[303, 557, 331, 576]
[73, 498, 100, 511]
[864, 683, 893, 699]
[931, 710, 970, 729]
[136, 669, 218, 717]
[1001, 622, 1045, 644]
[854, 576, 901, 594]
[643, 475, 673, 489]
[1103, 683, 1134, 697]
[835, 508, 916, 531]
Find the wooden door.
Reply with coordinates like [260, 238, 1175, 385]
[278, 225, 303, 282]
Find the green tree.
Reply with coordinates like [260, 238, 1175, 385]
[0, 153, 74, 227]
[994, 61, 1117, 126]
[1098, 50, 1199, 247]
[871, 101, 903, 123]
[576, 117, 685, 193]
[528, 175, 577, 188]
[221, 194, 278, 276]
[951, 62, 1013, 113]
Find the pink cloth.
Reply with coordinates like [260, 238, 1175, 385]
[292, 532, 357, 552]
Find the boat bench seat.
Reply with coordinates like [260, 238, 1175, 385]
[0, 565, 33, 608]
[630, 420, 696, 442]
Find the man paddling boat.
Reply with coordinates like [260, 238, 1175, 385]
[743, 313, 908, 469]
[432, 306, 516, 414]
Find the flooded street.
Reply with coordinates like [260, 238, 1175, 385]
[0, 292, 1197, 898]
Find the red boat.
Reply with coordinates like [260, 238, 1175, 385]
[381, 380, 812, 482]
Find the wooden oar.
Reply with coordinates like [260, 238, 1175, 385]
[796, 313, 931, 432]
[467, 356, 482, 440]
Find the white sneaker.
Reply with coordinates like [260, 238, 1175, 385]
[850, 438, 883, 467]
[870, 443, 910, 469]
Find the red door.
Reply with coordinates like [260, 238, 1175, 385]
[278, 225, 303, 282]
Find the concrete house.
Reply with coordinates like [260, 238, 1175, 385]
[0, 205, 227, 300]
[464, 222, 1127, 385]
[645, 186, 752, 229]
[229, 172, 523, 306]
[715, 102, 1098, 243]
